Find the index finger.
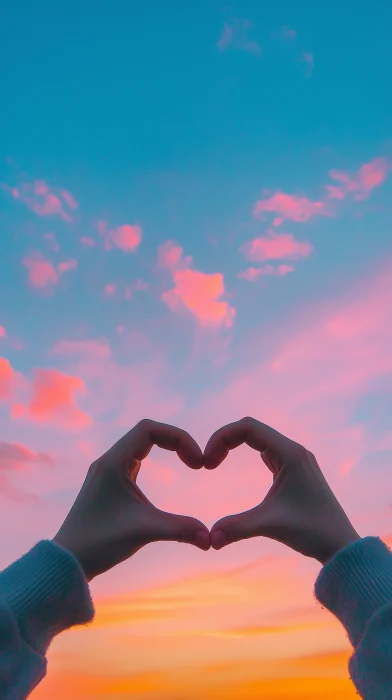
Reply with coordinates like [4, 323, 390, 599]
[203, 416, 293, 469]
[99, 419, 204, 471]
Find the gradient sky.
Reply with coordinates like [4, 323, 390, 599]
[1, 1, 392, 698]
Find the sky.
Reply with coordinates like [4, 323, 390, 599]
[1, 0, 392, 697]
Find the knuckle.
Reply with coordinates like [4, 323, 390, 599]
[88, 457, 106, 472]
[240, 416, 256, 429]
[137, 418, 154, 430]
[290, 441, 308, 458]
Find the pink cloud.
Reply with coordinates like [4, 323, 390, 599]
[157, 240, 192, 269]
[276, 264, 295, 275]
[326, 157, 389, 201]
[45, 338, 185, 432]
[60, 189, 78, 210]
[22, 253, 76, 289]
[51, 339, 111, 358]
[238, 264, 294, 280]
[124, 279, 149, 300]
[241, 231, 313, 261]
[217, 23, 233, 51]
[18, 368, 92, 430]
[6, 180, 78, 222]
[254, 192, 328, 226]
[237, 267, 265, 281]
[134, 278, 149, 291]
[97, 221, 142, 253]
[162, 268, 235, 328]
[22, 252, 58, 288]
[80, 236, 95, 247]
[0, 442, 54, 471]
[0, 327, 6, 339]
[106, 224, 142, 252]
[159, 241, 235, 327]
[252, 156, 389, 232]
[0, 358, 15, 401]
[43, 232, 60, 251]
[301, 52, 314, 78]
[217, 18, 262, 56]
[103, 283, 116, 298]
[57, 259, 77, 273]
[276, 25, 297, 40]
[102, 279, 148, 302]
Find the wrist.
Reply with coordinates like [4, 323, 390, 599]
[52, 536, 94, 583]
[317, 530, 361, 565]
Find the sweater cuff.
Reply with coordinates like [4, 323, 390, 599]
[314, 536, 392, 648]
[0, 539, 95, 657]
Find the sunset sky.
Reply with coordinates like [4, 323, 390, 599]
[1, 1, 392, 698]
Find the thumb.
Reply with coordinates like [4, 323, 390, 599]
[210, 505, 263, 550]
[210, 496, 287, 550]
[147, 509, 211, 551]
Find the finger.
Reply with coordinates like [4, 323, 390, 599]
[98, 419, 204, 473]
[146, 509, 211, 551]
[203, 417, 292, 469]
[209, 508, 262, 549]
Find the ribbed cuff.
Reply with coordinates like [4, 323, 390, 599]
[0, 540, 95, 657]
[314, 536, 392, 648]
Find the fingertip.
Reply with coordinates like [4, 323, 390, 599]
[210, 530, 229, 550]
[193, 530, 211, 551]
[178, 443, 204, 470]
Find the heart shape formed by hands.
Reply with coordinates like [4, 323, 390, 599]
[53, 417, 360, 582]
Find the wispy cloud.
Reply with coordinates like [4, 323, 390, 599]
[217, 18, 262, 56]
[238, 264, 294, 281]
[43, 232, 60, 251]
[2, 179, 78, 221]
[254, 192, 329, 226]
[80, 236, 95, 247]
[51, 339, 111, 358]
[326, 157, 389, 201]
[301, 51, 314, 78]
[241, 231, 313, 261]
[57, 259, 77, 273]
[274, 25, 298, 41]
[253, 156, 389, 228]
[0, 442, 54, 470]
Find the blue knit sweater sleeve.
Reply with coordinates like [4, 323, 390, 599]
[0, 540, 95, 699]
[0, 537, 392, 699]
[315, 536, 392, 699]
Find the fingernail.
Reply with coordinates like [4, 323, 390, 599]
[194, 531, 210, 550]
[211, 531, 229, 550]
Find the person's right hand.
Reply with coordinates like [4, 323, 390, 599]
[204, 417, 360, 564]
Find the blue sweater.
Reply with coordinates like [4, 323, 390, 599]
[0, 537, 391, 699]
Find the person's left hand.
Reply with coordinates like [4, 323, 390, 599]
[52, 419, 211, 582]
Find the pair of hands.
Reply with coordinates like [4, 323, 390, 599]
[53, 418, 360, 583]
